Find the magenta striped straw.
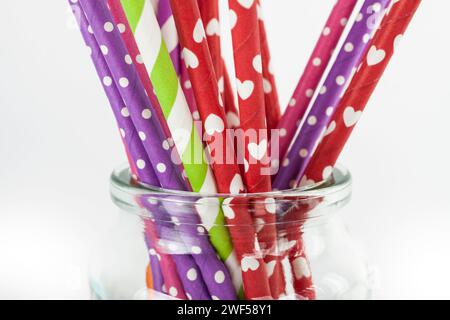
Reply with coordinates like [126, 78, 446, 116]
[275, 0, 358, 163]
[274, 0, 391, 190]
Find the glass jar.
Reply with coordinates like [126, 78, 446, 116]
[88, 164, 372, 300]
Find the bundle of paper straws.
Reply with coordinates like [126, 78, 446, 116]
[69, 0, 421, 300]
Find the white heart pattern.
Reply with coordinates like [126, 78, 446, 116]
[182, 48, 199, 69]
[237, 79, 255, 100]
[254, 218, 264, 233]
[367, 45, 386, 66]
[204, 113, 225, 135]
[193, 19, 206, 43]
[229, 10, 237, 30]
[324, 121, 336, 136]
[226, 111, 240, 128]
[292, 257, 311, 279]
[263, 78, 272, 93]
[343, 106, 362, 127]
[256, 3, 263, 21]
[252, 54, 262, 73]
[265, 261, 277, 277]
[241, 256, 260, 272]
[264, 197, 277, 214]
[322, 166, 334, 180]
[277, 238, 297, 252]
[195, 198, 220, 230]
[237, 0, 255, 9]
[222, 197, 235, 219]
[243, 158, 249, 173]
[299, 175, 315, 187]
[218, 77, 224, 93]
[206, 18, 221, 36]
[393, 34, 403, 52]
[248, 139, 267, 161]
[230, 174, 244, 194]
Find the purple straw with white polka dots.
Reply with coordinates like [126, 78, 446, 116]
[69, 0, 196, 298]
[69, 1, 157, 186]
[79, 0, 188, 191]
[274, 0, 391, 190]
[76, 0, 236, 300]
[70, 0, 207, 300]
[141, 201, 211, 300]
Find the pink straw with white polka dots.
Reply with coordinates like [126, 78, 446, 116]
[275, 0, 358, 163]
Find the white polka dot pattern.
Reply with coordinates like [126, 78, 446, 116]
[275, 0, 359, 167]
[274, 0, 391, 191]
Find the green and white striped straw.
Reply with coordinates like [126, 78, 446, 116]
[120, 0, 242, 292]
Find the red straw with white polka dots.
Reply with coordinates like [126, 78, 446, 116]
[304, 0, 422, 183]
[169, 0, 273, 299]
[276, 0, 358, 162]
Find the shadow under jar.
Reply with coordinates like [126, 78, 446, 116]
[88, 164, 373, 300]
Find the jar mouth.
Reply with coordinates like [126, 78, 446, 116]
[110, 164, 352, 227]
[110, 163, 351, 199]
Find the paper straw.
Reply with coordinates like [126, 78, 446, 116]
[228, 0, 285, 299]
[170, 0, 272, 299]
[223, 66, 241, 129]
[78, 0, 236, 300]
[146, 264, 153, 289]
[276, 0, 358, 162]
[116, 0, 237, 299]
[274, 0, 391, 190]
[73, 1, 189, 300]
[144, 222, 175, 294]
[155, 0, 199, 114]
[198, 0, 221, 76]
[115, 0, 242, 294]
[256, 0, 281, 133]
[78, 0, 186, 190]
[305, 0, 422, 183]
[155, 0, 181, 74]
[198, 0, 240, 130]
[141, 201, 211, 300]
[228, 0, 270, 194]
[273, 0, 390, 298]
[68, 0, 189, 298]
[106, 2, 206, 296]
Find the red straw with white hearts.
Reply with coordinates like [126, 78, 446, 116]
[169, 0, 273, 299]
[197, 0, 240, 129]
[228, 0, 286, 299]
[304, 0, 422, 183]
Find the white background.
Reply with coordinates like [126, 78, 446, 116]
[1, 0, 449, 299]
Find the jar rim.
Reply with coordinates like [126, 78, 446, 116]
[110, 163, 352, 200]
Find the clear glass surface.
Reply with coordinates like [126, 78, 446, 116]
[88, 164, 373, 300]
